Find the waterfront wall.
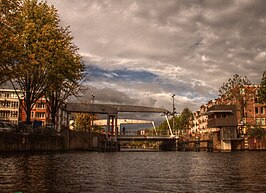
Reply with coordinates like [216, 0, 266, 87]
[0, 132, 65, 151]
[0, 130, 106, 152]
[1, 130, 265, 152]
[69, 131, 105, 151]
[184, 131, 266, 151]
[246, 137, 266, 150]
[179, 132, 221, 151]
[233, 136, 266, 150]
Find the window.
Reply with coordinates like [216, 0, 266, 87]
[10, 111, 18, 118]
[11, 102, 18, 108]
[240, 88, 245, 94]
[209, 114, 214, 119]
[255, 107, 259, 114]
[261, 118, 265, 126]
[31, 112, 35, 118]
[35, 112, 45, 118]
[256, 118, 260, 125]
[3, 93, 10, 98]
[242, 118, 247, 124]
[36, 103, 45, 109]
[261, 107, 265, 115]
[10, 93, 18, 98]
[1, 111, 10, 118]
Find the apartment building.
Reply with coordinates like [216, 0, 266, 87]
[193, 85, 266, 134]
[192, 105, 208, 133]
[0, 88, 68, 130]
[20, 97, 50, 127]
[0, 89, 23, 124]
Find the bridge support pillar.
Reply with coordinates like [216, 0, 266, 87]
[106, 115, 110, 138]
[106, 114, 119, 151]
[159, 139, 177, 151]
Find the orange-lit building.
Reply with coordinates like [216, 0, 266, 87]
[20, 97, 51, 127]
[0, 88, 63, 128]
[216, 85, 266, 133]
[193, 85, 266, 134]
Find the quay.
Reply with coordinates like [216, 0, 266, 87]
[0, 103, 265, 152]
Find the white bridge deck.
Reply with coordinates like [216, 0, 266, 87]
[117, 135, 178, 141]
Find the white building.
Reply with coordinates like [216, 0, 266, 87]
[192, 105, 208, 133]
[0, 89, 23, 124]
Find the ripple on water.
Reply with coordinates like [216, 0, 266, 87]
[0, 151, 265, 192]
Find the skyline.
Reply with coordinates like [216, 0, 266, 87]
[47, 0, 266, 113]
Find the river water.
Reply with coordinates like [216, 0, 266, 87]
[0, 150, 265, 193]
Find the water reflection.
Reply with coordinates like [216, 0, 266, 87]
[0, 151, 265, 192]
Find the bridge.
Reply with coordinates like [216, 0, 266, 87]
[66, 103, 169, 114]
[117, 135, 177, 141]
[66, 103, 175, 150]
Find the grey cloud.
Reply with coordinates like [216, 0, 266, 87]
[76, 85, 138, 105]
[47, 0, 265, 113]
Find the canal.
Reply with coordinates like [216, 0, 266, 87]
[0, 151, 265, 193]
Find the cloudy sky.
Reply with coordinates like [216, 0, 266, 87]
[47, 0, 266, 114]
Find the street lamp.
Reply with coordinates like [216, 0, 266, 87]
[91, 93, 95, 104]
[172, 94, 175, 134]
[91, 93, 95, 129]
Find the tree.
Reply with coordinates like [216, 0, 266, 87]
[156, 119, 169, 135]
[179, 107, 193, 132]
[44, 26, 85, 126]
[1, 0, 84, 125]
[249, 126, 266, 139]
[219, 74, 252, 121]
[157, 107, 193, 136]
[258, 71, 266, 104]
[74, 113, 93, 132]
[0, 0, 21, 84]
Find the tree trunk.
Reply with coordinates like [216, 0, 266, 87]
[26, 105, 31, 125]
[51, 110, 56, 125]
[26, 92, 32, 125]
[25, 96, 32, 132]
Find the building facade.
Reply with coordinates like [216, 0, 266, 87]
[193, 85, 266, 134]
[0, 89, 23, 124]
[192, 105, 208, 134]
[20, 97, 50, 127]
[0, 88, 67, 130]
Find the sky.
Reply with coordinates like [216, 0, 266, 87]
[46, 0, 266, 115]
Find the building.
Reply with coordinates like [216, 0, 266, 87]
[193, 85, 266, 134]
[20, 97, 51, 127]
[206, 105, 238, 151]
[217, 85, 266, 133]
[0, 89, 23, 124]
[191, 85, 266, 151]
[192, 106, 208, 134]
[0, 88, 68, 130]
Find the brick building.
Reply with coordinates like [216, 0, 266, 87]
[193, 85, 266, 134]
[216, 85, 266, 133]
[0, 88, 67, 130]
[20, 97, 51, 127]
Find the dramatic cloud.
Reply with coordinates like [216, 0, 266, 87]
[48, 0, 266, 115]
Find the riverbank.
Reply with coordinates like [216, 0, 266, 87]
[0, 130, 105, 152]
[0, 130, 265, 152]
[179, 131, 266, 151]
[0, 132, 65, 151]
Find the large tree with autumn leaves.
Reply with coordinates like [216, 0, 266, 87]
[258, 71, 266, 104]
[219, 74, 252, 121]
[0, 0, 84, 125]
